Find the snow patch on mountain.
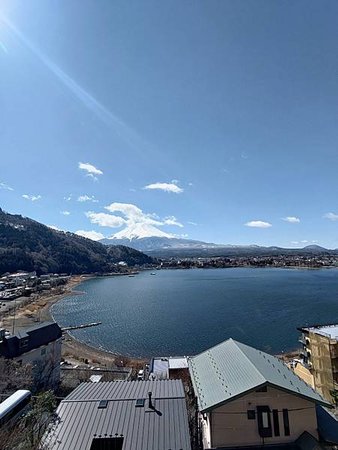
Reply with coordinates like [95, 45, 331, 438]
[109, 223, 174, 240]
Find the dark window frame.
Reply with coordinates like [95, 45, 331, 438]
[257, 406, 272, 438]
[283, 408, 290, 436]
[272, 409, 280, 436]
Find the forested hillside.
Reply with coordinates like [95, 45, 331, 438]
[0, 209, 153, 275]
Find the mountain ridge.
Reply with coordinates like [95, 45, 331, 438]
[0, 209, 153, 275]
[101, 235, 335, 257]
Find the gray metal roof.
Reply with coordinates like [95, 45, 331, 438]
[188, 338, 330, 412]
[44, 380, 191, 450]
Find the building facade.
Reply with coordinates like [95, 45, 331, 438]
[299, 324, 338, 403]
[189, 338, 330, 449]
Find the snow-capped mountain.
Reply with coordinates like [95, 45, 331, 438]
[100, 235, 223, 252]
[100, 223, 332, 256]
[100, 223, 225, 252]
[111, 223, 174, 240]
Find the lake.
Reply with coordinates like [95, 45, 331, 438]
[51, 268, 338, 358]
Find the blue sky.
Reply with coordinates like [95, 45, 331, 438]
[1, 0, 338, 247]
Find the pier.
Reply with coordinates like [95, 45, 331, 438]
[61, 321, 102, 331]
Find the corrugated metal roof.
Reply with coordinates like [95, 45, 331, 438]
[44, 380, 191, 450]
[188, 338, 330, 412]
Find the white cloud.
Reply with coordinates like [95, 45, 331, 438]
[143, 182, 183, 194]
[163, 216, 183, 227]
[64, 194, 72, 201]
[85, 211, 126, 228]
[105, 203, 153, 222]
[60, 210, 70, 216]
[78, 195, 98, 203]
[282, 216, 300, 223]
[78, 162, 103, 179]
[75, 230, 105, 241]
[95, 202, 184, 239]
[0, 182, 14, 191]
[291, 241, 299, 245]
[188, 221, 198, 226]
[323, 212, 338, 221]
[245, 220, 272, 228]
[22, 194, 41, 201]
[301, 239, 309, 243]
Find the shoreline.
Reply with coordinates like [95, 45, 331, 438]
[47, 273, 301, 364]
[1, 274, 146, 368]
[2, 272, 302, 367]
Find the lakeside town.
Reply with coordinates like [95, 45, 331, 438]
[1, 269, 338, 449]
[160, 253, 338, 269]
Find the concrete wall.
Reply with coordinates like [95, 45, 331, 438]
[15, 337, 62, 390]
[309, 332, 335, 402]
[293, 362, 315, 388]
[201, 386, 317, 449]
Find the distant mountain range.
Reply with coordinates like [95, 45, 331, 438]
[100, 236, 224, 252]
[0, 209, 153, 275]
[102, 235, 336, 258]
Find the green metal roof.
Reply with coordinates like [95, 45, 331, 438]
[188, 338, 331, 412]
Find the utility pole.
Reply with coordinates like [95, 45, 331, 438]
[12, 297, 16, 334]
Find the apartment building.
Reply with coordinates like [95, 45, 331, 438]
[298, 324, 338, 403]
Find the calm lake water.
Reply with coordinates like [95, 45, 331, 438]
[51, 268, 338, 357]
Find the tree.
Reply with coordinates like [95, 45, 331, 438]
[24, 391, 57, 449]
[0, 391, 57, 450]
[0, 358, 32, 394]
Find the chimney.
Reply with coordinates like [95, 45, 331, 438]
[148, 391, 153, 409]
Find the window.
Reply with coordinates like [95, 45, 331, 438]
[257, 406, 272, 438]
[283, 409, 290, 436]
[90, 437, 124, 450]
[272, 409, 280, 436]
[247, 410, 256, 420]
[135, 398, 145, 407]
[98, 400, 108, 409]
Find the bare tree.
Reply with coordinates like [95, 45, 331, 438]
[0, 391, 57, 450]
[0, 358, 32, 394]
